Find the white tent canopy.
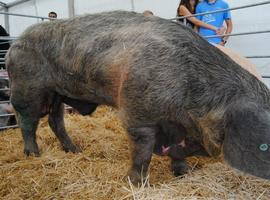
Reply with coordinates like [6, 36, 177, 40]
[0, 0, 29, 8]
[0, 0, 18, 4]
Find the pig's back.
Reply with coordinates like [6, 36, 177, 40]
[8, 11, 270, 108]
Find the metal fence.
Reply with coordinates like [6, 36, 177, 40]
[0, 11, 52, 21]
[0, 0, 269, 130]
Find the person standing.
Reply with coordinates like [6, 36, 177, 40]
[177, 0, 223, 34]
[143, 10, 154, 17]
[48, 11, 57, 21]
[196, 0, 232, 45]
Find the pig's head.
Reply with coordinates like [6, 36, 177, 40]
[223, 101, 270, 180]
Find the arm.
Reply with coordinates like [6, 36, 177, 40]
[220, 3, 232, 45]
[223, 19, 233, 41]
[179, 6, 219, 32]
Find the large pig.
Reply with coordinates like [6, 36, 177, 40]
[6, 11, 270, 183]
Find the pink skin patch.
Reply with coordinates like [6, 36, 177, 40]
[0, 104, 13, 113]
[161, 146, 170, 155]
[161, 139, 186, 155]
[0, 71, 8, 77]
[180, 140, 186, 147]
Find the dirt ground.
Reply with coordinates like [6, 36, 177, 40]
[0, 106, 269, 200]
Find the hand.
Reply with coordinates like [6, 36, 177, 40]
[219, 41, 226, 46]
[215, 26, 226, 35]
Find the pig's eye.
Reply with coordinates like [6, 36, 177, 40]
[259, 144, 269, 152]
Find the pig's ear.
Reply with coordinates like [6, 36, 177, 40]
[223, 100, 270, 180]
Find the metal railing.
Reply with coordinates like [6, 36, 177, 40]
[246, 56, 270, 59]
[0, 125, 18, 130]
[0, 36, 17, 40]
[204, 30, 270, 39]
[0, 69, 16, 130]
[0, 11, 54, 21]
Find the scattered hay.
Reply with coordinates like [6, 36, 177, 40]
[0, 106, 269, 199]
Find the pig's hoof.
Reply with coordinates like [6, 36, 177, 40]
[24, 148, 40, 157]
[171, 161, 190, 177]
[24, 143, 40, 157]
[63, 144, 82, 153]
[127, 170, 145, 185]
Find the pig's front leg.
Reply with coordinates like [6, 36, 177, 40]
[48, 95, 81, 153]
[128, 125, 156, 184]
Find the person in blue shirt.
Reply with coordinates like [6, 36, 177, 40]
[177, 0, 223, 34]
[196, 0, 233, 45]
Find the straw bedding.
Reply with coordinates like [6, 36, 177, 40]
[0, 106, 269, 199]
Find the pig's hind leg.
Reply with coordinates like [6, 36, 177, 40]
[11, 89, 45, 156]
[48, 95, 81, 153]
[170, 140, 209, 177]
[167, 144, 191, 176]
[127, 125, 156, 184]
[171, 160, 190, 176]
